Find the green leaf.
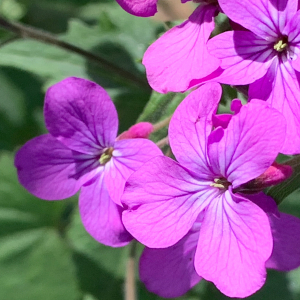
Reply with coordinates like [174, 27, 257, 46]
[0, 153, 81, 300]
[67, 209, 130, 299]
[137, 90, 188, 143]
[1, 0, 26, 21]
[0, 13, 160, 131]
[0, 67, 45, 151]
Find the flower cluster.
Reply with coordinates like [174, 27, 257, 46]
[14, 0, 300, 298]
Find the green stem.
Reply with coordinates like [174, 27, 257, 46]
[156, 136, 169, 148]
[125, 240, 137, 300]
[152, 115, 172, 132]
[0, 16, 149, 89]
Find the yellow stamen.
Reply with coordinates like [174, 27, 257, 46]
[99, 147, 114, 165]
[274, 40, 287, 52]
[210, 178, 225, 189]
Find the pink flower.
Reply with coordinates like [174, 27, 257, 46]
[15, 77, 162, 247]
[139, 210, 300, 298]
[208, 0, 300, 154]
[121, 83, 300, 297]
[143, 2, 220, 93]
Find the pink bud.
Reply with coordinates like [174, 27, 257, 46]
[235, 162, 293, 193]
[117, 122, 154, 140]
[255, 162, 293, 186]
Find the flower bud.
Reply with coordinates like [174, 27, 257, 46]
[235, 162, 293, 194]
[117, 122, 154, 140]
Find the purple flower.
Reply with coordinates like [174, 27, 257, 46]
[139, 209, 300, 298]
[116, 0, 158, 17]
[15, 77, 162, 247]
[121, 82, 300, 297]
[207, 0, 300, 154]
[143, 1, 220, 93]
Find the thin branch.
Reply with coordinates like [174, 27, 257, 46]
[152, 115, 172, 132]
[125, 240, 137, 300]
[0, 16, 149, 89]
[156, 136, 169, 148]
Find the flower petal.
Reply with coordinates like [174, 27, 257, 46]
[140, 229, 201, 298]
[116, 0, 157, 17]
[79, 173, 132, 247]
[169, 82, 222, 177]
[208, 100, 286, 187]
[104, 138, 162, 206]
[15, 134, 98, 200]
[195, 191, 272, 298]
[122, 156, 217, 248]
[143, 4, 219, 93]
[266, 213, 300, 271]
[249, 60, 300, 154]
[236, 192, 278, 216]
[208, 31, 274, 85]
[44, 77, 118, 155]
[284, 10, 300, 47]
[218, 0, 297, 39]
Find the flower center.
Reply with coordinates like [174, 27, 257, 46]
[274, 36, 288, 52]
[99, 147, 114, 165]
[210, 178, 231, 190]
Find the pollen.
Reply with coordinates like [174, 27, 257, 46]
[210, 178, 231, 189]
[274, 36, 288, 52]
[210, 178, 225, 189]
[99, 147, 114, 165]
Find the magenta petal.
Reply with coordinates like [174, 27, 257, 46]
[284, 10, 300, 46]
[44, 77, 118, 155]
[140, 229, 201, 298]
[79, 173, 132, 247]
[249, 61, 300, 154]
[195, 191, 272, 298]
[238, 192, 278, 216]
[116, 0, 157, 17]
[122, 156, 217, 248]
[208, 100, 286, 187]
[15, 134, 98, 200]
[231, 98, 242, 114]
[218, 0, 297, 39]
[169, 82, 222, 177]
[212, 114, 232, 129]
[266, 213, 300, 271]
[208, 31, 274, 85]
[143, 4, 219, 93]
[104, 138, 162, 206]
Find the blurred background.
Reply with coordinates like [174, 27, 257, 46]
[0, 0, 300, 299]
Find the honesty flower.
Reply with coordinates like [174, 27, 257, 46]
[15, 77, 162, 247]
[121, 82, 295, 297]
[208, 0, 300, 154]
[143, 1, 220, 93]
[140, 208, 300, 298]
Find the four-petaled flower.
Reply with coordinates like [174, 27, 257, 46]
[121, 82, 300, 297]
[15, 77, 162, 247]
[208, 0, 300, 154]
